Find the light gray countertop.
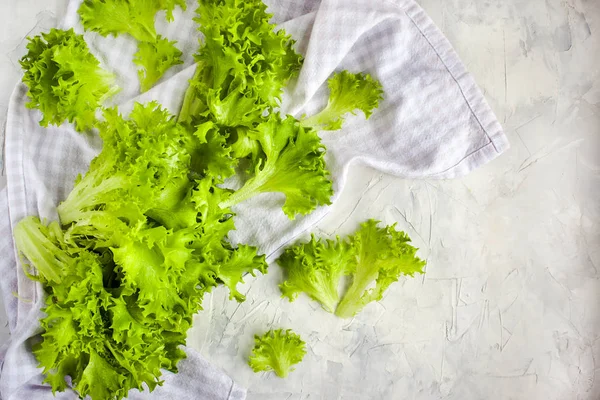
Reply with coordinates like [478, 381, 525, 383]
[1, 0, 599, 399]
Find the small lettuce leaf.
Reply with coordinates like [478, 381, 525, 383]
[216, 244, 268, 302]
[219, 115, 333, 219]
[19, 28, 117, 132]
[248, 329, 306, 378]
[134, 35, 183, 92]
[300, 71, 384, 131]
[278, 235, 354, 313]
[335, 220, 426, 318]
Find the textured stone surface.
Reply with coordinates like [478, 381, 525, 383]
[1, 0, 599, 399]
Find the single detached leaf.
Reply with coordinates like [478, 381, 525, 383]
[219, 115, 333, 219]
[335, 220, 426, 318]
[300, 71, 384, 131]
[19, 28, 117, 131]
[248, 329, 306, 378]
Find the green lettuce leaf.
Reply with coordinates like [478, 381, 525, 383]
[219, 114, 333, 219]
[78, 0, 160, 42]
[134, 35, 183, 92]
[335, 220, 426, 318]
[278, 235, 354, 313]
[248, 329, 306, 378]
[300, 71, 384, 131]
[216, 244, 267, 302]
[79, 0, 186, 41]
[19, 28, 117, 132]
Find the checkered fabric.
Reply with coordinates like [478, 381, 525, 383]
[0, 0, 508, 398]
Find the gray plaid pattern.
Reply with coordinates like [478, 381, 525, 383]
[0, 0, 508, 398]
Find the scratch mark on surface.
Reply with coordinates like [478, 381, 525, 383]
[235, 300, 269, 324]
[504, 268, 518, 282]
[503, 28, 508, 111]
[367, 343, 402, 352]
[372, 182, 391, 204]
[546, 266, 569, 293]
[429, 276, 478, 281]
[392, 206, 426, 245]
[522, 358, 534, 375]
[349, 337, 367, 358]
[518, 138, 584, 172]
[426, 182, 433, 249]
[477, 300, 489, 333]
[449, 278, 461, 338]
[487, 373, 538, 380]
[335, 176, 381, 231]
[441, 323, 447, 381]
[342, 317, 356, 331]
[502, 328, 514, 350]
[425, 182, 477, 215]
[499, 308, 504, 351]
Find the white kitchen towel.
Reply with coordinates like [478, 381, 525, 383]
[0, 0, 509, 399]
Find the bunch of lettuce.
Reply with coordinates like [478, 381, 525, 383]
[15, 103, 267, 399]
[79, 0, 186, 91]
[278, 220, 426, 318]
[19, 28, 118, 132]
[15, 0, 387, 397]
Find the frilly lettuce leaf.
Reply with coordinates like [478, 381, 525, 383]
[78, 0, 186, 41]
[219, 114, 333, 219]
[335, 220, 426, 318]
[78, 0, 160, 42]
[19, 28, 117, 132]
[248, 329, 306, 378]
[278, 235, 354, 313]
[300, 71, 384, 131]
[134, 35, 183, 92]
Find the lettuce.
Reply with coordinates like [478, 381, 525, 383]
[19, 28, 118, 132]
[134, 35, 183, 92]
[78, 0, 161, 42]
[300, 71, 384, 131]
[248, 329, 306, 378]
[336, 220, 426, 318]
[14, 0, 387, 396]
[78, 0, 187, 41]
[278, 220, 425, 318]
[278, 235, 354, 313]
[178, 0, 302, 127]
[219, 115, 333, 219]
[14, 103, 267, 399]
[79, 0, 186, 91]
